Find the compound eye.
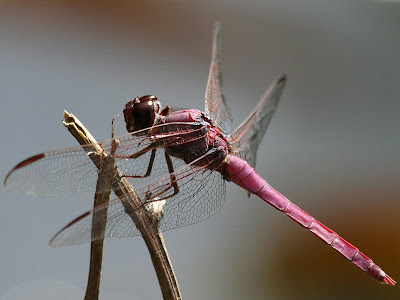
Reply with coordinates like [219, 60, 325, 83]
[139, 95, 160, 109]
[123, 95, 160, 132]
[123, 99, 137, 132]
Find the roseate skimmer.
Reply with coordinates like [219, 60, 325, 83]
[4, 24, 395, 285]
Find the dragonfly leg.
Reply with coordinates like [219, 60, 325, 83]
[115, 143, 155, 160]
[119, 149, 157, 180]
[164, 151, 179, 196]
[112, 143, 159, 184]
[145, 151, 179, 202]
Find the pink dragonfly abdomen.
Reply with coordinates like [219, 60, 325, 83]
[224, 155, 395, 285]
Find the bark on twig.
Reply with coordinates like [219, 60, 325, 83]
[62, 111, 181, 300]
[84, 150, 115, 299]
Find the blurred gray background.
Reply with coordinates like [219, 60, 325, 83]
[1, 1, 399, 299]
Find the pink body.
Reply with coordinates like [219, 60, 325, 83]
[225, 155, 394, 285]
[163, 109, 395, 285]
[165, 109, 203, 123]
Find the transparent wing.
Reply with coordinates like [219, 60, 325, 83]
[204, 22, 233, 133]
[50, 149, 226, 247]
[230, 74, 287, 170]
[4, 122, 207, 197]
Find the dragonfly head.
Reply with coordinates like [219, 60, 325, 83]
[123, 95, 162, 132]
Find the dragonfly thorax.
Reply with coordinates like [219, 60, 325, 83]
[123, 95, 162, 132]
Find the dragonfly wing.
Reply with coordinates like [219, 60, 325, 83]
[50, 196, 141, 247]
[50, 148, 226, 247]
[204, 22, 233, 134]
[230, 74, 287, 169]
[4, 122, 206, 197]
[160, 159, 225, 232]
[4, 145, 100, 197]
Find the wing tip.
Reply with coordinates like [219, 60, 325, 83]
[49, 210, 92, 248]
[4, 153, 45, 189]
[277, 73, 287, 85]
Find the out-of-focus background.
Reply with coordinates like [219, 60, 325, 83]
[1, 1, 399, 299]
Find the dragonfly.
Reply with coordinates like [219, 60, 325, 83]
[4, 23, 395, 286]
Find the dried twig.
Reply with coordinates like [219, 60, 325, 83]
[63, 111, 181, 300]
